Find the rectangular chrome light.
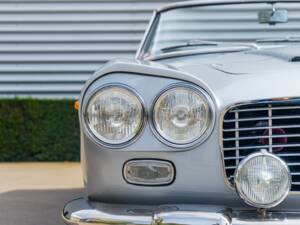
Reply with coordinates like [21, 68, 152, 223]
[123, 160, 175, 186]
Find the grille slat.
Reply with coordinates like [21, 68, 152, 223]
[291, 173, 300, 176]
[224, 133, 300, 141]
[222, 99, 300, 192]
[225, 153, 300, 160]
[224, 124, 300, 132]
[224, 115, 300, 123]
[226, 162, 300, 168]
[224, 143, 300, 150]
[231, 105, 300, 112]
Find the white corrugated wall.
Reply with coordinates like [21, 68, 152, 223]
[3, 1, 299, 99]
[0, 0, 177, 98]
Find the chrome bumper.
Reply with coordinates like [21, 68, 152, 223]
[62, 198, 300, 225]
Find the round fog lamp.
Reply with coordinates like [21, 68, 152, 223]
[234, 150, 291, 208]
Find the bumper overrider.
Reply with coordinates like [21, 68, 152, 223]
[62, 198, 300, 225]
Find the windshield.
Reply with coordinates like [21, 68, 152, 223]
[140, 2, 300, 59]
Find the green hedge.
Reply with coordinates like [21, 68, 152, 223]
[0, 99, 80, 162]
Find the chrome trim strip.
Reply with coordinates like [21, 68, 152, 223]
[224, 115, 300, 122]
[62, 198, 300, 225]
[231, 105, 300, 112]
[62, 198, 154, 225]
[224, 164, 300, 168]
[268, 104, 273, 153]
[224, 124, 300, 132]
[234, 111, 240, 166]
[224, 134, 300, 141]
[224, 143, 300, 151]
[157, 0, 300, 13]
[135, 11, 157, 60]
[225, 153, 300, 159]
[278, 153, 300, 157]
[220, 97, 300, 194]
[138, 0, 300, 61]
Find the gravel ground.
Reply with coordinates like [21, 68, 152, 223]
[0, 163, 83, 225]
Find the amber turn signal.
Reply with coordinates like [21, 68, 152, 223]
[74, 100, 79, 110]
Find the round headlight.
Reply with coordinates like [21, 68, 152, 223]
[152, 84, 214, 147]
[85, 85, 144, 146]
[235, 150, 291, 208]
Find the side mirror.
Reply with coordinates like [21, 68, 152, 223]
[258, 9, 288, 25]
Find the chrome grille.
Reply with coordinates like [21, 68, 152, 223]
[222, 99, 300, 192]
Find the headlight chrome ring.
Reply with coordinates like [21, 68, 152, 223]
[83, 84, 146, 148]
[151, 83, 215, 149]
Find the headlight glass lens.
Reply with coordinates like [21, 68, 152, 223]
[85, 86, 144, 145]
[235, 151, 291, 208]
[153, 85, 212, 146]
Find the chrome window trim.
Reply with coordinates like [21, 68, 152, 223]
[220, 97, 300, 195]
[137, 0, 300, 60]
[157, 0, 300, 13]
[150, 82, 216, 149]
[82, 83, 147, 149]
[135, 11, 158, 60]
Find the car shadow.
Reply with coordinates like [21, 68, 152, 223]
[0, 188, 83, 225]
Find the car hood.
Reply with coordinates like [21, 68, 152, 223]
[87, 44, 300, 112]
[151, 45, 300, 107]
[157, 45, 300, 75]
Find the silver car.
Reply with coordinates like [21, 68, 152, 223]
[62, 1, 300, 224]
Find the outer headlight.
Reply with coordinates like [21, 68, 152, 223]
[235, 150, 291, 208]
[85, 85, 144, 146]
[152, 84, 214, 148]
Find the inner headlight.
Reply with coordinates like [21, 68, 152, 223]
[235, 150, 291, 208]
[152, 84, 214, 147]
[85, 85, 144, 146]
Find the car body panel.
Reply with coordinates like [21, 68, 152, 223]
[69, 1, 300, 221]
[78, 43, 300, 209]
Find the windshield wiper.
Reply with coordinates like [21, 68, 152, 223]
[161, 40, 218, 52]
[161, 40, 260, 53]
[256, 36, 300, 43]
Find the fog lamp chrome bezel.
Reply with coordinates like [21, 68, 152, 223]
[83, 84, 146, 148]
[234, 150, 291, 209]
[151, 83, 215, 149]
